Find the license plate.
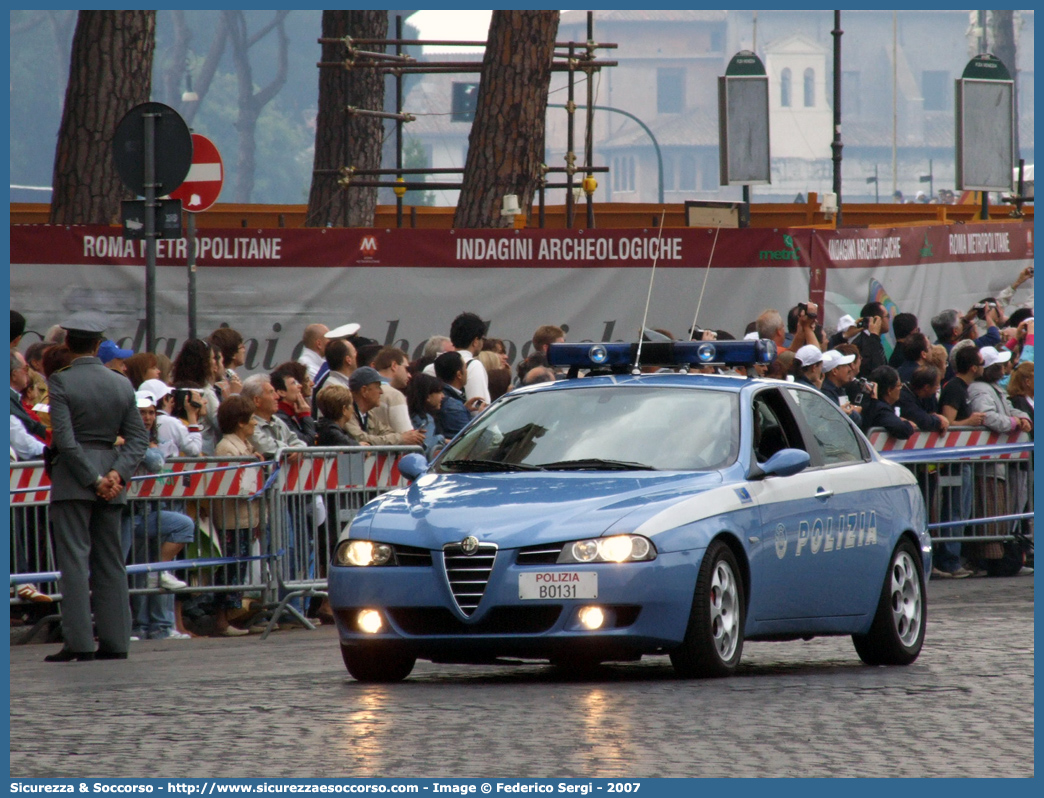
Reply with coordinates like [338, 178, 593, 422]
[519, 571, 597, 600]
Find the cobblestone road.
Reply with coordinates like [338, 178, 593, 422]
[9, 573, 1033, 779]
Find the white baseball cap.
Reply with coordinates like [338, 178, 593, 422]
[836, 314, 856, 333]
[138, 378, 173, 403]
[821, 349, 856, 372]
[325, 323, 361, 339]
[134, 390, 157, 409]
[980, 346, 1012, 369]
[795, 344, 824, 368]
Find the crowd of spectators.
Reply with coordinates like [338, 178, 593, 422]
[9, 267, 1035, 630]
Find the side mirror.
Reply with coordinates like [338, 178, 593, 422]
[760, 448, 810, 477]
[398, 452, 428, 481]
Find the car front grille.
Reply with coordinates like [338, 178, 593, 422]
[515, 543, 564, 565]
[344, 605, 641, 637]
[393, 544, 433, 567]
[387, 606, 562, 635]
[443, 542, 497, 616]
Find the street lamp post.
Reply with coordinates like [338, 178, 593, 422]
[550, 103, 663, 204]
[831, 10, 844, 225]
[919, 158, 934, 201]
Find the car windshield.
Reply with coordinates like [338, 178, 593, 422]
[437, 384, 739, 472]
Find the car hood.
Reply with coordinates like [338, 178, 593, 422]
[350, 470, 727, 549]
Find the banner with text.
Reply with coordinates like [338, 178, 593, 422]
[9, 223, 1031, 367]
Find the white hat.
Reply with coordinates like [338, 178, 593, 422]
[980, 346, 1012, 369]
[324, 323, 361, 339]
[138, 378, 173, 403]
[821, 348, 856, 372]
[743, 331, 760, 341]
[795, 344, 824, 368]
[836, 314, 856, 333]
[134, 390, 156, 409]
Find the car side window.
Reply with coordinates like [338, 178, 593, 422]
[752, 389, 805, 464]
[786, 387, 866, 465]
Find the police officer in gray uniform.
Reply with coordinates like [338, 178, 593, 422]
[44, 312, 149, 662]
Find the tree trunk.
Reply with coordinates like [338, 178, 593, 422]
[159, 11, 191, 110]
[48, 11, 156, 225]
[988, 10, 1019, 157]
[453, 10, 559, 229]
[306, 10, 388, 227]
[226, 10, 290, 203]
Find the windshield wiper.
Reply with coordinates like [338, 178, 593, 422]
[440, 459, 545, 472]
[536, 458, 656, 471]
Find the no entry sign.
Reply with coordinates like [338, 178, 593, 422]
[169, 134, 224, 212]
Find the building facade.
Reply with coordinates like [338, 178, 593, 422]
[400, 10, 1034, 207]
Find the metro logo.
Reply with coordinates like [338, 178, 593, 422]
[759, 233, 801, 262]
[360, 236, 379, 255]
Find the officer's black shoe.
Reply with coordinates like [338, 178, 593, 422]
[95, 650, 128, 661]
[44, 648, 95, 663]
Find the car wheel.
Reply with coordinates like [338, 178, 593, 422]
[670, 540, 745, 678]
[853, 538, 926, 666]
[341, 644, 416, 682]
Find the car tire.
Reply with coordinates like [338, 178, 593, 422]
[341, 644, 416, 683]
[670, 540, 745, 678]
[852, 538, 926, 666]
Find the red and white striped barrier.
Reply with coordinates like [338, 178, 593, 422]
[280, 453, 406, 494]
[9, 460, 267, 504]
[868, 429, 1031, 460]
[127, 461, 264, 500]
[9, 464, 50, 505]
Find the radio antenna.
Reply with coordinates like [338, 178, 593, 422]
[633, 210, 667, 375]
[689, 225, 722, 339]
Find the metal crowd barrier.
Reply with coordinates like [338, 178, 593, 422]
[869, 428, 1034, 550]
[9, 432, 1031, 636]
[10, 457, 277, 606]
[263, 445, 421, 637]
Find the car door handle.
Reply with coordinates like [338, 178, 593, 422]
[815, 487, 834, 500]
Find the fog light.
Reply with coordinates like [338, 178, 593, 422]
[578, 606, 605, 630]
[357, 609, 383, 634]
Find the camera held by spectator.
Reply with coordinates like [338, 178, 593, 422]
[973, 301, 998, 321]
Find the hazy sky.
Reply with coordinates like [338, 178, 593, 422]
[410, 9, 493, 52]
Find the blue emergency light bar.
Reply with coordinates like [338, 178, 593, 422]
[546, 340, 777, 370]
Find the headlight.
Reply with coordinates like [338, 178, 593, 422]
[336, 539, 394, 567]
[558, 535, 656, 564]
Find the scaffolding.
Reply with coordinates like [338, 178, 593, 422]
[314, 11, 617, 228]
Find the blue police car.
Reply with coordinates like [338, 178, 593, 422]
[328, 340, 929, 682]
